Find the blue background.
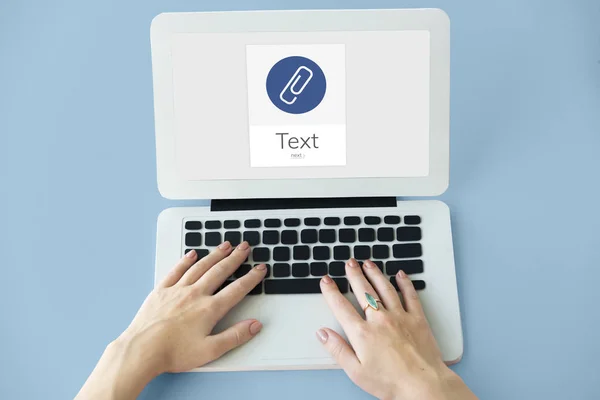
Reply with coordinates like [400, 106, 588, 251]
[1, 0, 599, 399]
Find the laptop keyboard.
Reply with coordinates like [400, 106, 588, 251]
[183, 214, 425, 295]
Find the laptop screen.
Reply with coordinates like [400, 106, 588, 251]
[170, 30, 430, 181]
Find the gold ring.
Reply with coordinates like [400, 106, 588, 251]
[362, 292, 383, 312]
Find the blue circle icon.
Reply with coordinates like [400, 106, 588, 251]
[266, 56, 326, 114]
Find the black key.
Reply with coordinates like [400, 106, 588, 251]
[318, 229, 336, 244]
[344, 216, 361, 225]
[397, 227, 422, 242]
[372, 245, 390, 259]
[377, 227, 394, 242]
[293, 246, 310, 260]
[243, 231, 260, 246]
[310, 262, 328, 276]
[234, 264, 252, 278]
[255, 263, 271, 278]
[185, 221, 202, 230]
[384, 215, 401, 224]
[413, 280, 426, 290]
[205, 220, 222, 229]
[390, 277, 425, 291]
[253, 247, 270, 262]
[185, 232, 202, 247]
[313, 246, 330, 261]
[301, 229, 318, 244]
[264, 218, 282, 228]
[386, 260, 424, 275]
[273, 263, 291, 277]
[373, 261, 384, 271]
[263, 230, 279, 245]
[354, 245, 370, 260]
[198, 249, 210, 258]
[292, 263, 310, 277]
[224, 231, 241, 246]
[284, 218, 300, 227]
[404, 215, 421, 225]
[333, 245, 351, 260]
[205, 232, 221, 246]
[339, 229, 356, 243]
[358, 228, 375, 242]
[392, 243, 422, 259]
[224, 220, 240, 229]
[244, 219, 261, 228]
[281, 230, 298, 245]
[329, 261, 346, 276]
[249, 283, 263, 295]
[184, 248, 209, 259]
[265, 278, 348, 294]
[273, 246, 290, 261]
[364, 216, 381, 225]
[304, 217, 321, 226]
[324, 217, 341, 226]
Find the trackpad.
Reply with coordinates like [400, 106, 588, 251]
[258, 294, 349, 360]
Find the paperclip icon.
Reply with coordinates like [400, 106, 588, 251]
[279, 66, 314, 105]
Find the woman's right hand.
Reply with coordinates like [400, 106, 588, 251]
[317, 258, 477, 400]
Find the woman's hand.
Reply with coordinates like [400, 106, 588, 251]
[317, 258, 477, 400]
[75, 241, 266, 400]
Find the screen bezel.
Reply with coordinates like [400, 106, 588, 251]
[151, 8, 450, 199]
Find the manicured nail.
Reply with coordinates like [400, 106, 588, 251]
[364, 260, 375, 269]
[322, 275, 333, 284]
[316, 329, 328, 343]
[347, 258, 358, 268]
[398, 270, 406, 278]
[255, 263, 267, 271]
[237, 241, 249, 250]
[185, 250, 196, 258]
[219, 241, 231, 250]
[249, 321, 263, 335]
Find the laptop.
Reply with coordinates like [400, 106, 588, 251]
[150, 8, 462, 371]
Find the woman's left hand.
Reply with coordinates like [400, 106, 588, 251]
[75, 241, 266, 400]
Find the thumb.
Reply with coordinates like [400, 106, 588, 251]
[207, 319, 263, 361]
[316, 328, 361, 371]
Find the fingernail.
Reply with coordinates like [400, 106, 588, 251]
[398, 270, 406, 278]
[322, 275, 333, 284]
[255, 263, 267, 271]
[249, 321, 263, 335]
[347, 258, 358, 268]
[237, 241, 249, 251]
[219, 241, 231, 250]
[364, 260, 375, 269]
[185, 250, 196, 258]
[316, 329, 328, 343]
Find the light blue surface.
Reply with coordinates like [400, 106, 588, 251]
[1, 0, 599, 399]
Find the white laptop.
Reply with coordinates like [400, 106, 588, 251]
[151, 8, 462, 371]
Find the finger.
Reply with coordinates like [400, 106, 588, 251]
[395, 270, 425, 315]
[320, 275, 365, 336]
[345, 259, 383, 315]
[206, 319, 263, 362]
[158, 250, 198, 288]
[362, 260, 403, 312]
[212, 264, 268, 319]
[195, 241, 251, 294]
[316, 328, 361, 372]
[178, 242, 233, 286]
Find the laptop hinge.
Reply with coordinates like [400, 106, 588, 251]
[210, 197, 397, 212]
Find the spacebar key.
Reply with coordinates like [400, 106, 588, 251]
[265, 278, 348, 294]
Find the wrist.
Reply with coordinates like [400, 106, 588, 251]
[388, 366, 476, 400]
[430, 367, 477, 400]
[108, 333, 164, 381]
